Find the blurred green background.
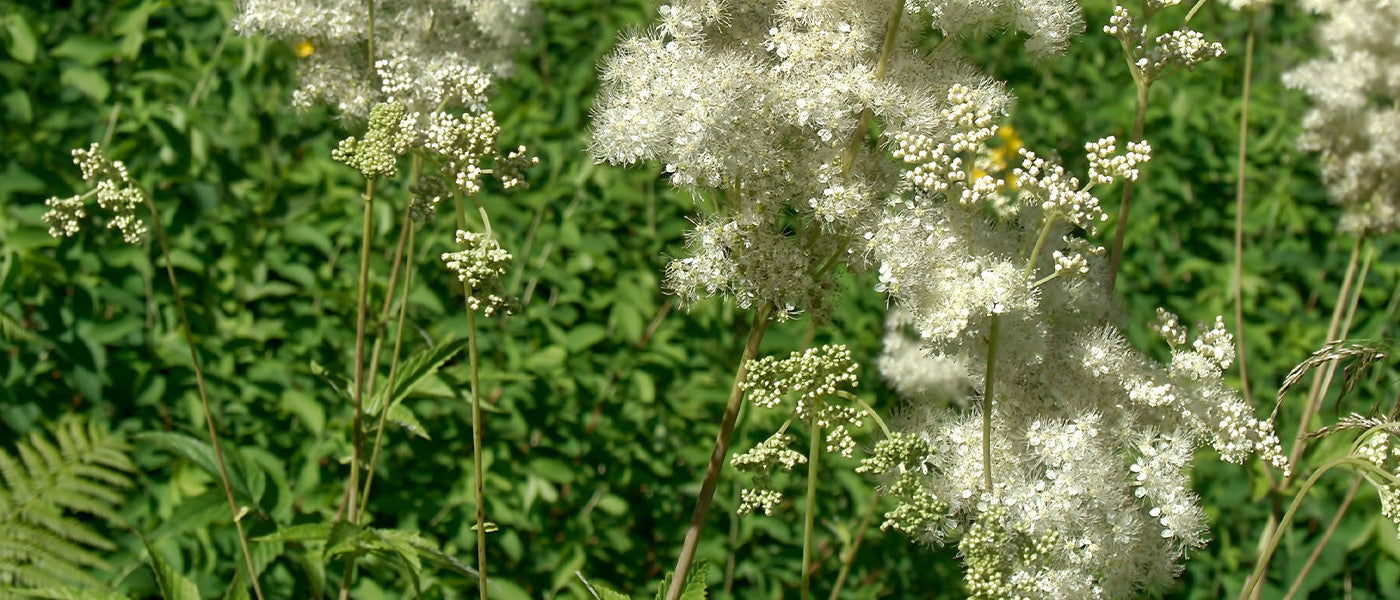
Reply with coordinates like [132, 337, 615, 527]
[2, 0, 1398, 598]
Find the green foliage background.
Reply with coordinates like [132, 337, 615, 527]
[2, 0, 1398, 598]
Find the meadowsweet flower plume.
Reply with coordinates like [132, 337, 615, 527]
[233, 0, 535, 120]
[1284, 0, 1400, 234]
[593, 0, 1020, 321]
[867, 116, 1288, 595]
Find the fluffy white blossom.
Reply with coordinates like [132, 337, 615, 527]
[233, 0, 535, 119]
[1283, 0, 1400, 234]
[593, 0, 1042, 320]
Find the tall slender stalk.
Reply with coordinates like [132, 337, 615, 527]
[1231, 13, 1257, 403]
[360, 221, 417, 515]
[346, 178, 377, 524]
[799, 418, 823, 600]
[982, 314, 1001, 492]
[1239, 456, 1367, 600]
[1283, 236, 1365, 481]
[1281, 474, 1362, 600]
[827, 492, 880, 600]
[145, 197, 265, 600]
[450, 191, 494, 599]
[666, 304, 775, 600]
[467, 297, 489, 600]
[1106, 78, 1151, 291]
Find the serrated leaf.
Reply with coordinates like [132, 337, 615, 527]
[387, 403, 431, 440]
[135, 432, 266, 512]
[654, 562, 708, 600]
[367, 337, 468, 416]
[256, 522, 332, 544]
[144, 540, 201, 600]
[576, 572, 630, 600]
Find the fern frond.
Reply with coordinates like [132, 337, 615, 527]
[0, 416, 135, 592]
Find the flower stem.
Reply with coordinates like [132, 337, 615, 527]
[468, 294, 489, 600]
[666, 304, 775, 600]
[1239, 456, 1365, 600]
[982, 313, 1001, 492]
[800, 417, 822, 600]
[144, 195, 265, 600]
[1284, 235, 1366, 482]
[1281, 474, 1362, 600]
[839, 0, 905, 177]
[360, 219, 417, 516]
[827, 492, 880, 600]
[1231, 13, 1258, 406]
[346, 177, 376, 524]
[1107, 78, 1151, 292]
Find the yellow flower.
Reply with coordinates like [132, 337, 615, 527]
[294, 40, 315, 58]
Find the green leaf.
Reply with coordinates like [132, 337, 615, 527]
[3, 14, 37, 63]
[256, 522, 332, 544]
[144, 540, 201, 600]
[564, 323, 607, 352]
[523, 345, 567, 372]
[135, 432, 266, 512]
[387, 403, 431, 440]
[577, 572, 630, 600]
[367, 337, 469, 416]
[654, 562, 708, 600]
[23, 588, 133, 600]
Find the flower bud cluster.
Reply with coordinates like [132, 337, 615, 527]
[731, 432, 807, 516]
[423, 110, 500, 193]
[734, 344, 863, 516]
[42, 143, 147, 244]
[332, 101, 416, 179]
[440, 230, 513, 316]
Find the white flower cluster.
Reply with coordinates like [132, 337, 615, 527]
[866, 86, 1283, 593]
[440, 230, 513, 316]
[1104, 5, 1224, 82]
[594, 0, 1049, 320]
[42, 143, 147, 244]
[233, 0, 534, 119]
[877, 307, 973, 407]
[906, 0, 1085, 57]
[872, 87, 1154, 346]
[1356, 432, 1400, 536]
[1283, 0, 1400, 234]
[869, 303, 1290, 597]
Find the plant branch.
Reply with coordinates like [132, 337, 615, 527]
[1232, 13, 1256, 404]
[1107, 78, 1151, 291]
[828, 492, 881, 600]
[666, 303, 775, 600]
[144, 196, 264, 600]
[800, 417, 822, 600]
